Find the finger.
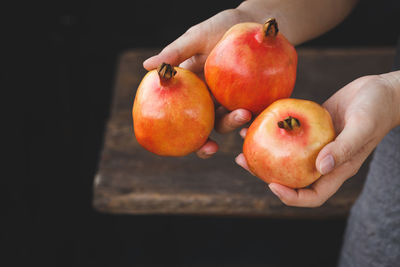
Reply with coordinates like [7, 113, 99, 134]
[215, 107, 252, 134]
[143, 26, 205, 70]
[234, 153, 255, 175]
[239, 128, 248, 139]
[315, 114, 375, 175]
[196, 139, 219, 159]
[268, 165, 348, 208]
[268, 166, 345, 208]
[269, 140, 375, 208]
[268, 183, 316, 206]
[179, 54, 208, 74]
[268, 171, 345, 208]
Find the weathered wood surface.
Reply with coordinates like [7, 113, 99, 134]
[93, 47, 396, 218]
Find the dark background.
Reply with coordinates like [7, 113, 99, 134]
[3, 0, 400, 266]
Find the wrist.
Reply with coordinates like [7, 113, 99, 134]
[380, 71, 400, 127]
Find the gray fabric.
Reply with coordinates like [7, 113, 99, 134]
[339, 125, 400, 267]
[339, 35, 400, 267]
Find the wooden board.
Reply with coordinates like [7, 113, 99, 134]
[93, 47, 396, 218]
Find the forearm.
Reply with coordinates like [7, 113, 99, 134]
[236, 0, 359, 45]
[381, 70, 400, 127]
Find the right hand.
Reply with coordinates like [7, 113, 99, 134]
[236, 73, 400, 207]
[143, 8, 253, 159]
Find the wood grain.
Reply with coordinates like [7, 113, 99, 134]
[93, 47, 396, 218]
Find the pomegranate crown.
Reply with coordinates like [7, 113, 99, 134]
[277, 116, 300, 130]
[263, 18, 279, 37]
[157, 62, 177, 80]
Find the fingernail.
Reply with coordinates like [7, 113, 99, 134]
[239, 128, 247, 138]
[234, 154, 245, 166]
[234, 113, 248, 123]
[269, 184, 282, 198]
[319, 154, 335, 175]
[234, 154, 241, 164]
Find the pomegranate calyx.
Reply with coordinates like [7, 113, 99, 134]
[263, 18, 278, 37]
[157, 62, 177, 81]
[277, 116, 300, 131]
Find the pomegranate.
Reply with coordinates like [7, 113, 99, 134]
[133, 63, 215, 156]
[243, 98, 335, 188]
[204, 18, 297, 115]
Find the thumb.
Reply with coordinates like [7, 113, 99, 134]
[316, 117, 373, 175]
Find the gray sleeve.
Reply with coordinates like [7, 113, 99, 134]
[339, 36, 400, 267]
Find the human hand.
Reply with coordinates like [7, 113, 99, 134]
[236, 72, 400, 207]
[143, 9, 253, 159]
[142, 0, 361, 159]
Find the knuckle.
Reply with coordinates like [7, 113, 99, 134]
[312, 199, 326, 208]
[353, 75, 380, 87]
[378, 73, 400, 96]
[343, 156, 363, 178]
[184, 26, 196, 36]
[280, 197, 295, 207]
[337, 142, 353, 163]
[280, 199, 291, 206]
[349, 164, 361, 178]
[220, 8, 242, 23]
[222, 122, 236, 133]
[184, 25, 200, 40]
[216, 114, 240, 133]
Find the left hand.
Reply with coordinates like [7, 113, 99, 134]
[236, 72, 400, 207]
[143, 9, 253, 159]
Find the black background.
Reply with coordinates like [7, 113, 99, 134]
[3, 0, 400, 266]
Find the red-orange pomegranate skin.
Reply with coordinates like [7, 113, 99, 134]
[205, 21, 297, 115]
[243, 99, 335, 188]
[133, 66, 214, 156]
